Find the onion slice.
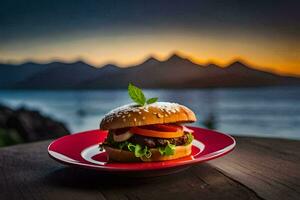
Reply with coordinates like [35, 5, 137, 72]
[183, 126, 194, 133]
[113, 131, 133, 142]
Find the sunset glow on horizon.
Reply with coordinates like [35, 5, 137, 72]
[1, 31, 299, 76]
[1, 0, 299, 76]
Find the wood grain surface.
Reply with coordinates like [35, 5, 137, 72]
[0, 136, 299, 200]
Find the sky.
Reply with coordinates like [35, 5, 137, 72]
[0, 0, 299, 75]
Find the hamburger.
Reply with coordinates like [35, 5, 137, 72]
[99, 84, 196, 162]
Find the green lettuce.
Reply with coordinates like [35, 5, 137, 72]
[158, 142, 176, 156]
[99, 137, 152, 158]
[128, 143, 152, 158]
[186, 132, 194, 146]
[100, 132, 194, 158]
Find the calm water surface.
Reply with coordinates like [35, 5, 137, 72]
[0, 86, 299, 139]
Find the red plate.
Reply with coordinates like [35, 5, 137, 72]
[48, 127, 235, 174]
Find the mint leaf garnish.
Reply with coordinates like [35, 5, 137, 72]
[128, 83, 158, 106]
[128, 83, 146, 106]
[146, 97, 158, 104]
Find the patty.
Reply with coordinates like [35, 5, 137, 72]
[128, 132, 189, 148]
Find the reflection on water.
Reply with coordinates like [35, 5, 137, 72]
[0, 86, 299, 139]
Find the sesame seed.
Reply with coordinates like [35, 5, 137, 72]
[134, 118, 137, 122]
[123, 118, 126, 122]
[157, 113, 163, 118]
[142, 116, 146, 120]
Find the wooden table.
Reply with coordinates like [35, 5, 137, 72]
[0, 136, 299, 200]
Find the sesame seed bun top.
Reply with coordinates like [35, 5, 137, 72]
[100, 102, 197, 130]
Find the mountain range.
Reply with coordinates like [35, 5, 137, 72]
[0, 54, 299, 89]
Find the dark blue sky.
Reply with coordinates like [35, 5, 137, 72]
[1, 0, 299, 43]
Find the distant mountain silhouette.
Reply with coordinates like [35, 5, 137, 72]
[0, 62, 46, 88]
[13, 61, 118, 89]
[0, 54, 299, 89]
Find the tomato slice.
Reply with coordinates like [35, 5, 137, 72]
[140, 124, 183, 132]
[150, 124, 182, 132]
[130, 124, 184, 138]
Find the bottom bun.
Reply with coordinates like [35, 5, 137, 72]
[104, 144, 192, 162]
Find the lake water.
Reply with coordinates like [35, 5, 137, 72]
[0, 86, 299, 140]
